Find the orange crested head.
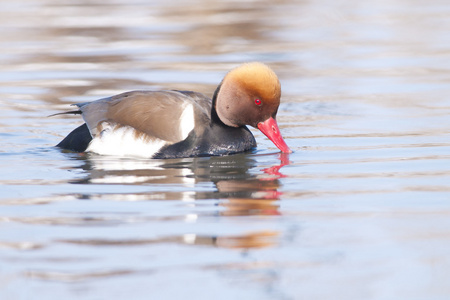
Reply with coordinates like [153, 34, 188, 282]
[225, 62, 281, 107]
[215, 62, 291, 153]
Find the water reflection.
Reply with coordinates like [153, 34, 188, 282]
[60, 152, 290, 249]
[58, 230, 279, 250]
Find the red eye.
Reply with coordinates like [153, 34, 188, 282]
[255, 99, 262, 106]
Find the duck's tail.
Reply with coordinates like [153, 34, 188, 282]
[47, 110, 82, 118]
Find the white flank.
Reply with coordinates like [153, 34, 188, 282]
[87, 123, 167, 158]
[179, 102, 195, 140]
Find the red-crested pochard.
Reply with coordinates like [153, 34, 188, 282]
[55, 62, 291, 158]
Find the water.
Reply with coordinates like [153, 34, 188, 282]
[1, 0, 450, 299]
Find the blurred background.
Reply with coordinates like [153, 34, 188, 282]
[1, 0, 450, 299]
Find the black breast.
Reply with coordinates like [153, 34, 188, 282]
[154, 124, 256, 159]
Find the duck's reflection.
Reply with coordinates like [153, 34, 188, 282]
[64, 152, 290, 249]
[58, 231, 279, 250]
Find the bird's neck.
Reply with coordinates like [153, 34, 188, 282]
[211, 83, 226, 127]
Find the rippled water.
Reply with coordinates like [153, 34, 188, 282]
[1, 0, 450, 299]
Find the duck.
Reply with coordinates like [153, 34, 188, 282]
[55, 62, 291, 158]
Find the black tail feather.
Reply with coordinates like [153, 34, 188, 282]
[56, 123, 92, 152]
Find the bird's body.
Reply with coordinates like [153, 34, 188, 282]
[56, 62, 291, 158]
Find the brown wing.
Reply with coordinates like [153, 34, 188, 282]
[77, 90, 211, 143]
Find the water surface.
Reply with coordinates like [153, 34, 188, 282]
[1, 0, 450, 299]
